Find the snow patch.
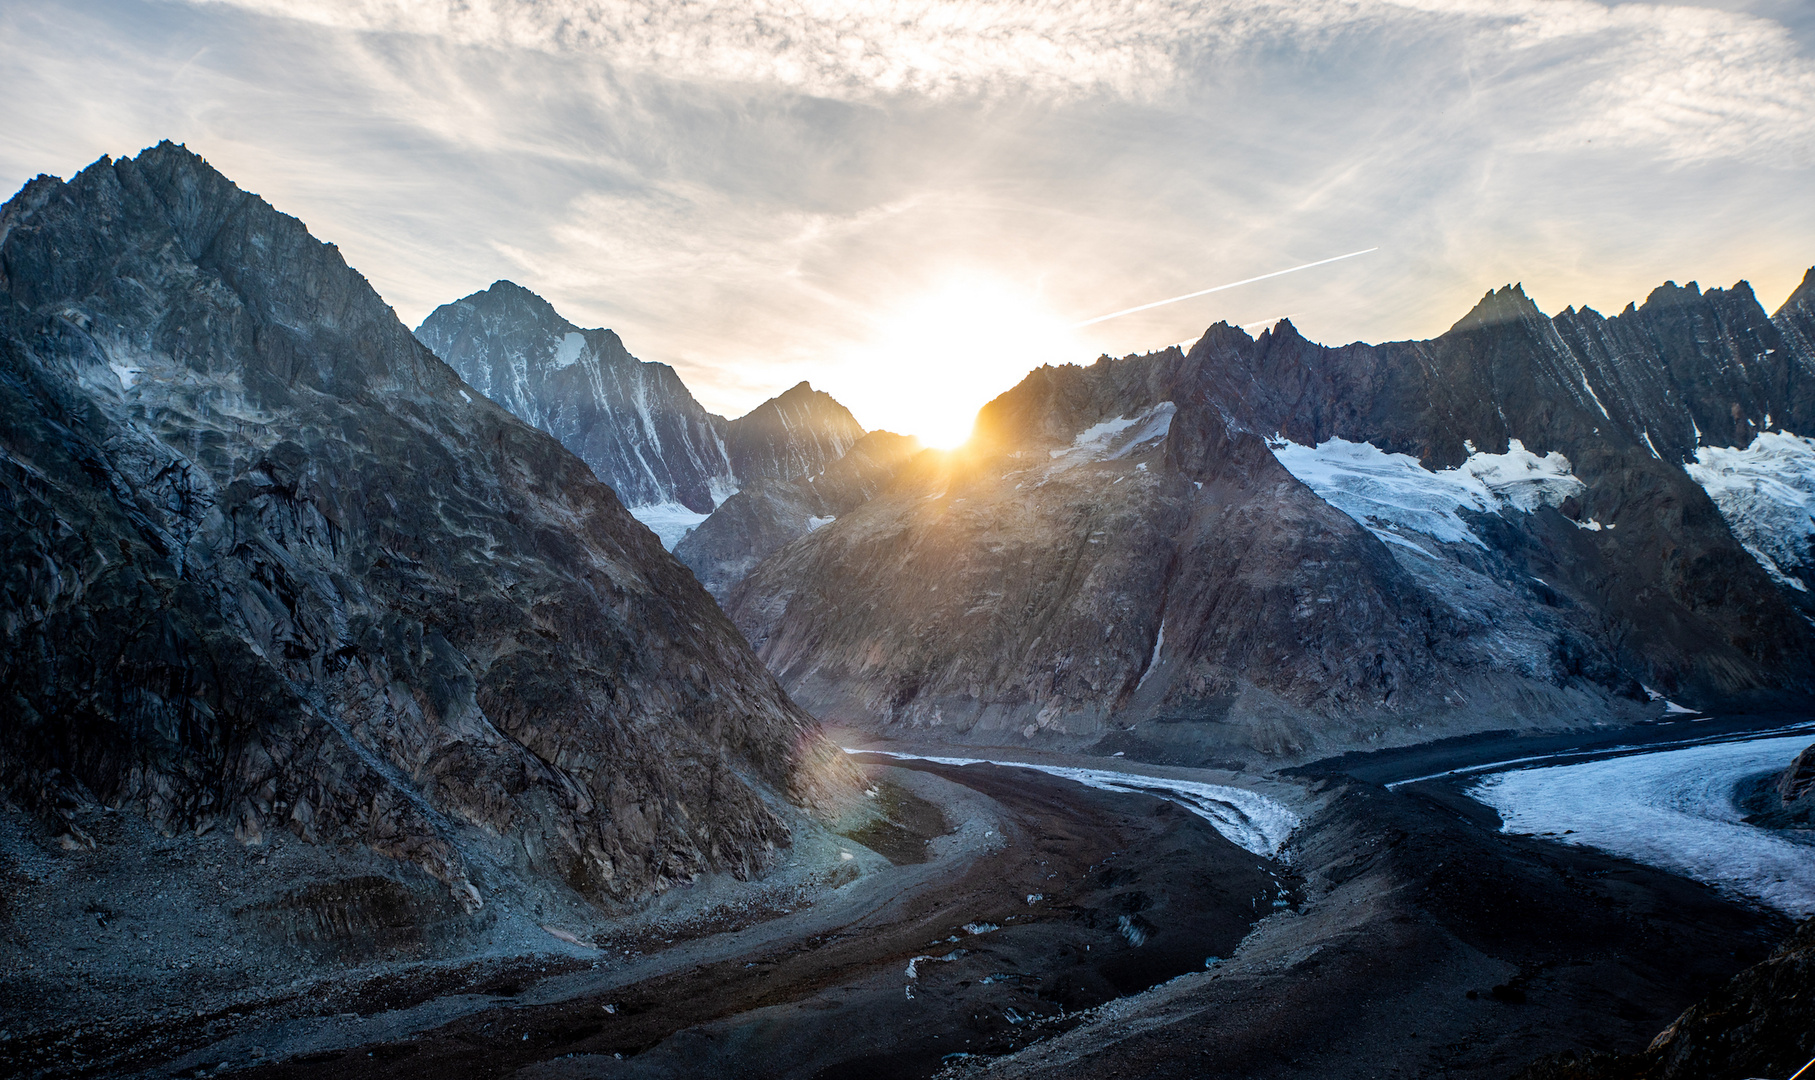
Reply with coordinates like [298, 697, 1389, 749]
[551, 331, 587, 370]
[1050, 402, 1176, 465]
[1470, 735, 1815, 916]
[1135, 619, 1166, 691]
[629, 502, 711, 550]
[109, 361, 142, 390]
[1268, 436, 1585, 549]
[1685, 431, 1815, 592]
[806, 515, 835, 531]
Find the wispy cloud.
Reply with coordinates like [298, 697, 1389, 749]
[185, 0, 1815, 162]
[3, 0, 1814, 428]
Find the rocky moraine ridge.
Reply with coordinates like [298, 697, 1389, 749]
[0, 143, 863, 925]
[728, 272, 1815, 760]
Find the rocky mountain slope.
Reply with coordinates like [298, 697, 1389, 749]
[677, 428, 922, 599]
[416, 287, 871, 553]
[414, 281, 737, 546]
[1520, 915, 1815, 1080]
[722, 380, 865, 487]
[0, 143, 859, 920]
[727, 274, 1815, 761]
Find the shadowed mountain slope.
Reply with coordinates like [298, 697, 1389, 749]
[0, 143, 858, 911]
[676, 429, 922, 599]
[722, 380, 866, 487]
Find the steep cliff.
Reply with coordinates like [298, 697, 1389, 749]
[414, 280, 736, 540]
[727, 275, 1815, 760]
[0, 144, 857, 912]
[416, 290, 873, 552]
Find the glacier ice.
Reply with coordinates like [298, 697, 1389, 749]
[1684, 431, 1815, 592]
[1050, 402, 1177, 465]
[1268, 436, 1584, 549]
[848, 749, 1298, 856]
[629, 502, 712, 550]
[1470, 734, 1815, 916]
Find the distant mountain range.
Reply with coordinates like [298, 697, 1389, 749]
[416, 286, 877, 551]
[409, 239, 1815, 768]
[723, 275, 1815, 762]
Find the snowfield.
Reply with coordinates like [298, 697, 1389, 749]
[629, 502, 712, 549]
[1470, 735, 1815, 916]
[1684, 430, 1815, 591]
[849, 749, 1298, 856]
[1268, 436, 1586, 551]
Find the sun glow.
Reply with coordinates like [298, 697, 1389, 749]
[830, 274, 1088, 448]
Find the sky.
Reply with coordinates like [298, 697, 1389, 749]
[5, 0, 1815, 445]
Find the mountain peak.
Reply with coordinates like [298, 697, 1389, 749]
[1778, 265, 1815, 319]
[725, 381, 866, 486]
[437, 279, 570, 329]
[1448, 282, 1543, 334]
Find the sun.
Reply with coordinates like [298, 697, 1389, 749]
[830, 274, 1087, 449]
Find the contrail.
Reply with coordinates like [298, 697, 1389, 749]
[1072, 248, 1378, 328]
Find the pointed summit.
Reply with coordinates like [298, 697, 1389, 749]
[1449, 283, 1543, 335]
[415, 281, 735, 516]
[726, 381, 866, 485]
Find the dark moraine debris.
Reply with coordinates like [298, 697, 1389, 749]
[0, 142, 860, 911]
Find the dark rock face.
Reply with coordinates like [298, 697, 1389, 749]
[0, 144, 857, 908]
[677, 430, 921, 599]
[723, 380, 866, 487]
[1639, 916, 1815, 1080]
[1743, 741, 1815, 828]
[1778, 743, 1815, 805]
[727, 275, 1815, 759]
[1518, 916, 1815, 1080]
[414, 281, 736, 514]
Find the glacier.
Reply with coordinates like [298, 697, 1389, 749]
[1268, 436, 1586, 550]
[1470, 734, 1815, 916]
[629, 502, 712, 550]
[847, 749, 1298, 857]
[1684, 431, 1815, 592]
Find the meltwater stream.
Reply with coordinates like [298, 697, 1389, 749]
[1470, 734, 1815, 916]
[848, 749, 1299, 857]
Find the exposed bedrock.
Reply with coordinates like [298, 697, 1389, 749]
[676, 428, 921, 599]
[0, 143, 860, 913]
[728, 272, 1815, 760]
[414, 281, 737, 515]
[416, 287, 871, 563]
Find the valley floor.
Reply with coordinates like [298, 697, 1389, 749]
[6, 717, 1807, 1080]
